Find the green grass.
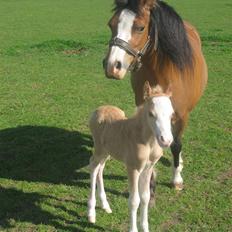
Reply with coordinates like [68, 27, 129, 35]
[0, 0, 231, 231]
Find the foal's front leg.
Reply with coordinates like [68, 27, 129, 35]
[139, 167, 153, 232]
[127, 168, 140, 232]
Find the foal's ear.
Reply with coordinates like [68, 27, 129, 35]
[143, 81, 152, 100]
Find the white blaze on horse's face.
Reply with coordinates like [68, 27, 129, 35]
[107, 9, 135, 79]
[149, 96, 174, 148]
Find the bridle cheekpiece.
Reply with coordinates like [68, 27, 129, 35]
[109, 36, 151, 72]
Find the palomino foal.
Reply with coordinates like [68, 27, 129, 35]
[88, 82, 174, 232]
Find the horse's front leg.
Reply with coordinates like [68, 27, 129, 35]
[139, 166, 153, 232]
[171, 138, 184, 190]
[127, 167, 140, 232]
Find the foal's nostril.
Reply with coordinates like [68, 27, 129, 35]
[115, 61, 122, 70]
[160, 135, 165, 143]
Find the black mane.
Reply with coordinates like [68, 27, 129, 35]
[150, 1, 193, 70]
[114, 0, 141, 14]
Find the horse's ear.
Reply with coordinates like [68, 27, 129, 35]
[115, 0, 128, 7]
[143, 81, 152, 100]
[143, 0, 156, 10]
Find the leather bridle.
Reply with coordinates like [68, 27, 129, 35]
[109, 36, 151, 72]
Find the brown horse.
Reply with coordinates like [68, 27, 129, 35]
[103, 0, 208, 199]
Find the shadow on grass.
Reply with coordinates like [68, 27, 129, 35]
[159, 156, 171, 167]
[4, 39, 88, 56]
[0, 125, 127, 185]
[0, 186, 105, 231]
[0, 125, 92, 185]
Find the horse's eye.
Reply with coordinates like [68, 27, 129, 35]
[134, 26, 145, 32]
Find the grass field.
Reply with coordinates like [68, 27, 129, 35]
[0, 0, 231, 231]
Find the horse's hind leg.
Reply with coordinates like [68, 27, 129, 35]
[97, 158, 112, 214]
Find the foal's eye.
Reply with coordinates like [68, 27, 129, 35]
[134, 26, 145, 33]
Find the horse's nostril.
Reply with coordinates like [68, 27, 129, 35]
[115, 61, 122, 70]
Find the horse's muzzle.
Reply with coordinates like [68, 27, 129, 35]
[102, 58, 122, 80]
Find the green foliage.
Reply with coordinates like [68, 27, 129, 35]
[0, 0, 231, 231]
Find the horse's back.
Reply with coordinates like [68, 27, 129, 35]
[184, 21, 202, 48]
[183, 21, 208, 110]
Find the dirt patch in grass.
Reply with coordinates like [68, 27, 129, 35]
[3, 39, 88, 56]
[218, 168, 232, 183]
[160, 214, 180, 231]
[63, 48, 86, 56]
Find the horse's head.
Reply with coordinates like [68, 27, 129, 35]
[103, 0, 156, 80]
[144, 81, 174, 148]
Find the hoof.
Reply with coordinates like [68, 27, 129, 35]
[103, 207, 112, 214]
[88, 215, 96, 224]
[173, 182, 184, 191]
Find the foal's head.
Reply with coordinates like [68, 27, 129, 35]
[103, 0, 155, 79]
[144, 82, 174, 148]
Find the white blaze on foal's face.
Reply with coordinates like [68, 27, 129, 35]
[107, 9, 135, 78]
[149, 96, 174, 148]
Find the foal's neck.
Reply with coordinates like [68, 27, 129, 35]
[130, 104, 155, 145]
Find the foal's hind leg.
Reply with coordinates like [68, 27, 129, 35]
[97, 159, 112, 214]
[88, 155, 101, 223]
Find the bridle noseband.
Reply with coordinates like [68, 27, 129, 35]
[109, 36, 151, 72]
